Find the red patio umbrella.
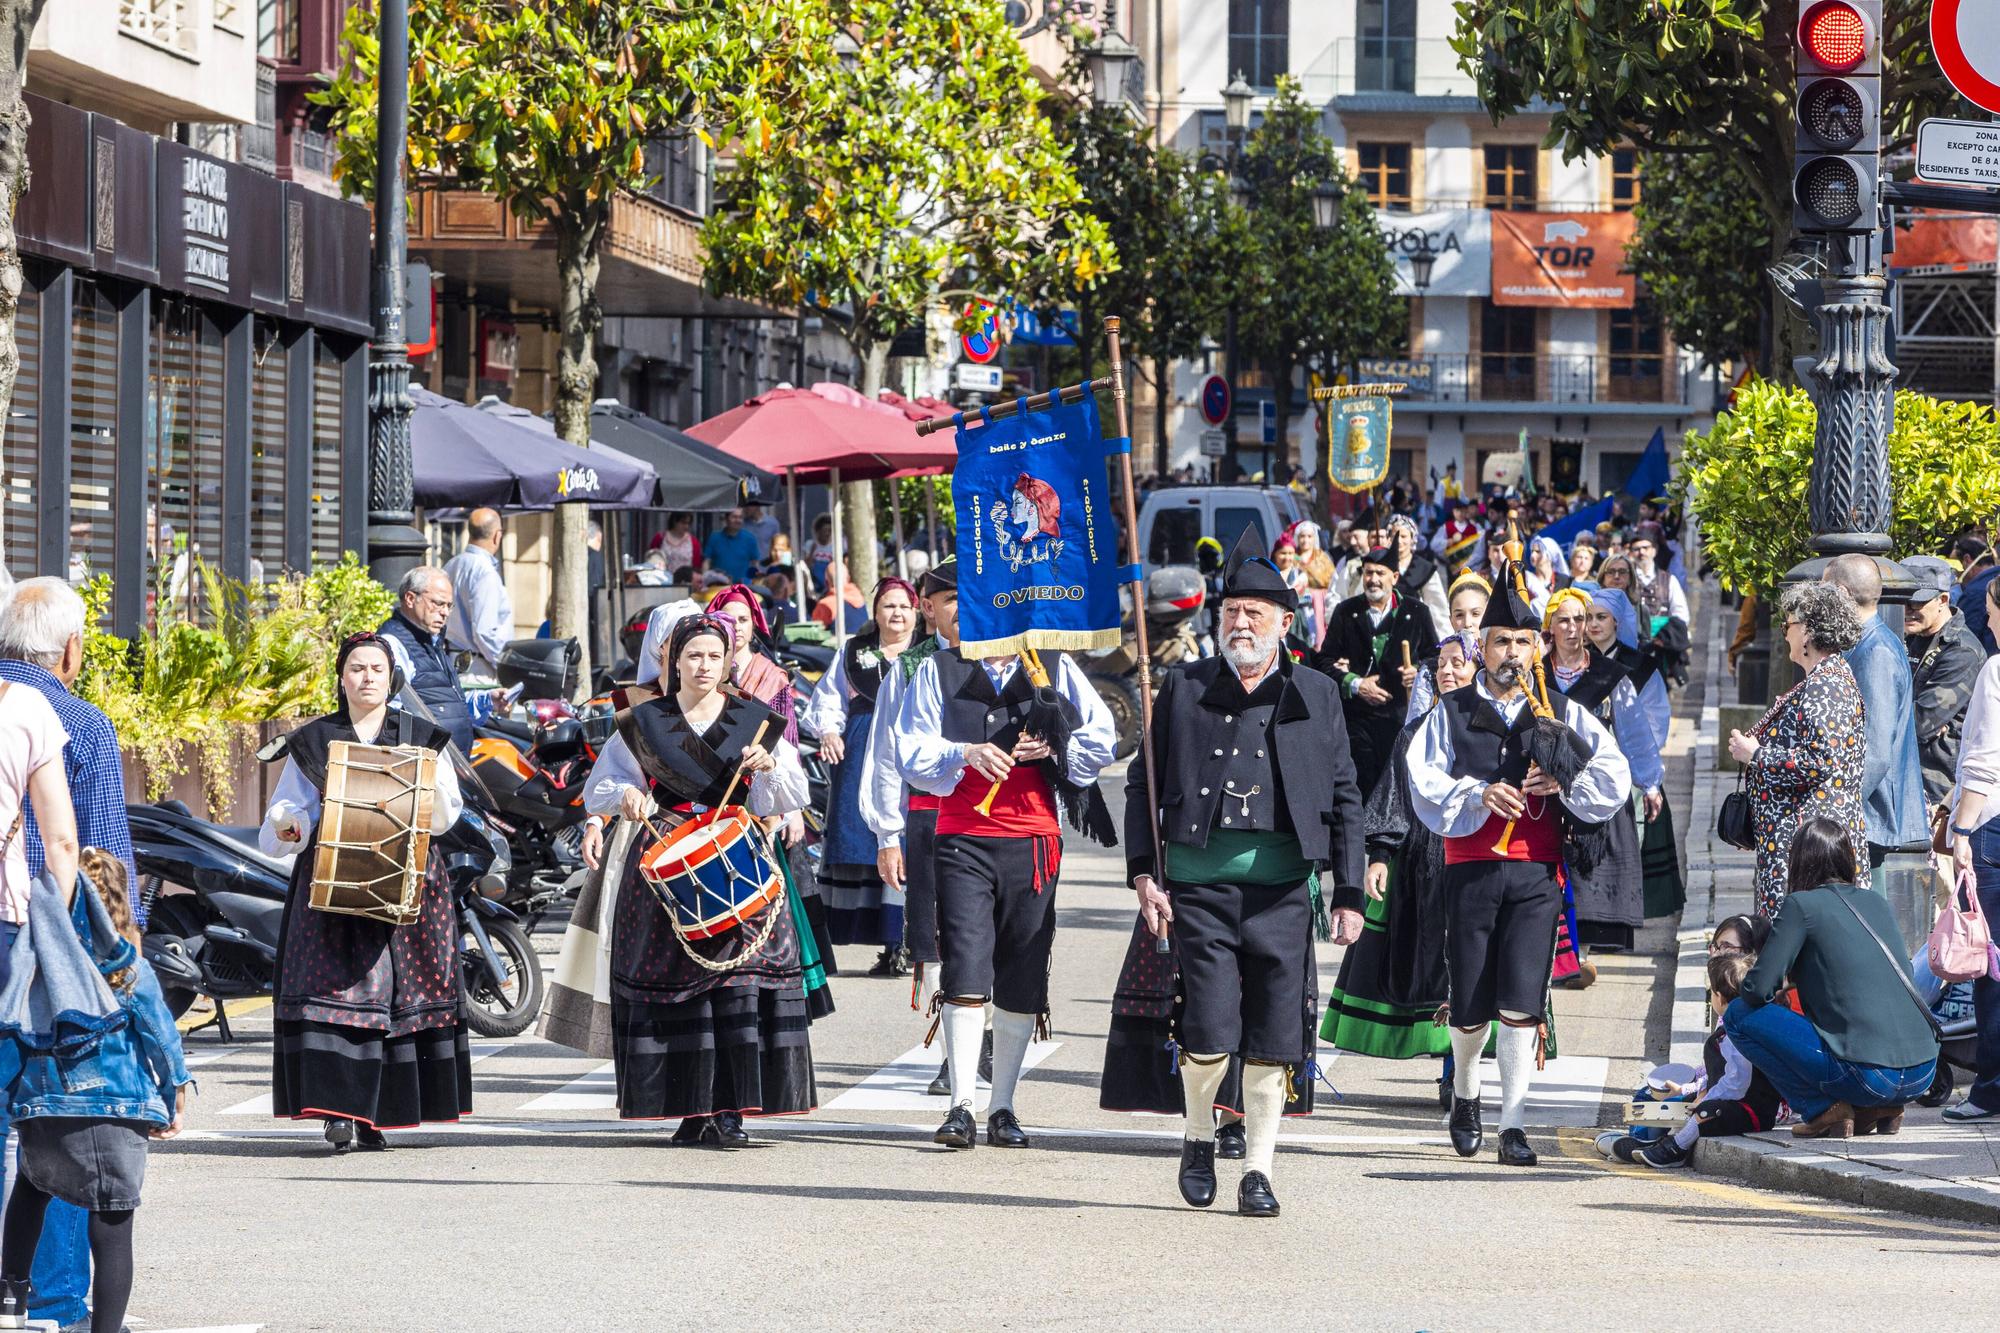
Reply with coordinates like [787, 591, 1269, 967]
[685, 385, 957, 481]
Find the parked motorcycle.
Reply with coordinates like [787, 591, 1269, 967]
[134, 799, 545, 1041]
[1081, 564, 1209, 760]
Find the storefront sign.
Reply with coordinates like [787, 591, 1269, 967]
[179, 154, 232, 294]
[1379, 210, 1491, 297]
[1490, 211, 1636, 307]
[1355, 357, 1434, 397]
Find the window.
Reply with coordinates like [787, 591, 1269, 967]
[1355, 0, 1417, 94]
[250, 320, 288, 583]
[149, 299, 229, 622]
[1227, 0, 1289, 90]
[1355, 142, 1412, 210]
[1147, 504, 1201, 567]
[257, 0, 300, 62]
[311, 339, 347, 566]
[3, 278, 38, 578]
[1611, 148, 1641, 211]
[1479, 301, 1537, 400]
[70, 281, 120, 588]
[1481, 144, 1537, 211]
[1214, 506, 1267, 564]
[1609, 303, 1666, 401]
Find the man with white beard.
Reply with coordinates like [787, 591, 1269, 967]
[1124, 534, 1366, 1216]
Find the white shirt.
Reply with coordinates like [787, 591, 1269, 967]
[891, 652, 1117, 799]
[444, 546, 513, 676]
[1949, 655, 2000, 830]
[583, 730, 807, 819]
[260, 737, 464, 859]
[1405, 674, 1632, 839]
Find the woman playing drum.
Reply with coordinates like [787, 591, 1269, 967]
[584, 614, 815, 1145]
[261, 633, 471, 1154]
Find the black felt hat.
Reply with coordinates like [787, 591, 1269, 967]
[921, 556, 957, 595]
[1361, 546, 1396, 570]
[1221, 527, 1298, 612]
[1480, 562, 1537, 631]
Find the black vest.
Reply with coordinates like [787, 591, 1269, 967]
[1437, 683, 1540, 787]
[619, 693, 783, 808]
[1552, 649, 1629, 721]
[841, 629, 889, 719]
[1204, 670, 1288, 834]
[277, 708, 444, 795]
[930, 647, 1048, 748]
[377, 611, 474, 752]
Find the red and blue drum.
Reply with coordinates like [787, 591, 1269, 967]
[638, 806, 784, 939]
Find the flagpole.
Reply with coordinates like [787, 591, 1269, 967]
[914, 375, 1115, 437]
[1103, 317, 1165, 911]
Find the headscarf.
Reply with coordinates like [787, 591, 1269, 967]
[1386, 513, 1420, 542]
[1436, 628, 1482, 664]
[1448, 570, 1492, 604]
[1290, 520, 1321, 552]
[1406, 629, 1485, 720]
[1589, 586, 1641, 650]
[1540, 586, 1594, 631]
[708, 582, 772, 644]
[663, 613, 734, 698]
[1531, 534, 1570, 579]
[636, 599, 703, 686]
[872, 576, 920, 615]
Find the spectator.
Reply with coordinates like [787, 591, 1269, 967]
[805, 513, 841, 590]
[741, 501, 781, 558]
[444, 507, 514, 677]
[1955, 533, 1998, 654]
[1725, 816, 1940, 1139]
[704, 508, 762, 584]
[650, 513, 701, 579]
[1726, 582, 1868, 919]
[1943, 603, 2000, 1121]
[761, 569, 803, 629]
[812, 561, 868, 634]
[376, 567, 475, 755]
[1904, 555, 1984, 808]
[1822, 553, 1927, 867]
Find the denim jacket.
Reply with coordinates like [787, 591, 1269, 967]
[0, 873, 190, 1126]
[1844, 613, 1929, 850]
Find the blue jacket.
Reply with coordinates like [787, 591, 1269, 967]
[0, 874, 190, 1126]
[1843, 613, 1928, 850]
[378, 609, 475, 754]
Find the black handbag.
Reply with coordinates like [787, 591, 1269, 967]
[1717, 770, 1756, 851]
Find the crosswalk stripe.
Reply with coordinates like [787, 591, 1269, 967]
[825, 1040, 1062, 1112]
[517, 1061, 616, 1113]
[219, 1041, 511, 1116]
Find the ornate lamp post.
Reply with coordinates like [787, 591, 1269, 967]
[365, 0, 427, 589]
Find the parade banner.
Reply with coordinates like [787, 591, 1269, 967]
[1316, 386, 1396, 495]
[953, 392, 1123, 658]
[1379, 209, 1491, 297]
[1490, 211, 1637, 307]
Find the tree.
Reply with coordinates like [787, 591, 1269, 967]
[702, 0, 1114, 593]
[1627, 150, 1770, 369]
[321, 0, 811, 683]
[1230, 77, 1401, 473]
[1454, 0, 1966, 369]
[1674, 379, 2000, 596]
[0, 0, 49, 474]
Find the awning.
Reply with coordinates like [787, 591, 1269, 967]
[410, 386, 655, 510]
[587, 402, 780, 512]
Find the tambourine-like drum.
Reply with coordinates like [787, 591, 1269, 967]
[638, 806, 783, 940]
[309, 741, 437, 926]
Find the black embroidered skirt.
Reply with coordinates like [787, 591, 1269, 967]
[272, 1017, 473, 1129]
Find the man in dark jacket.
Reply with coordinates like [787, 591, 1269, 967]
[377, 566, 475, 754]
[1127, 538, 1366, 1219]
[1905, 556, 1985, 807]
[1316, 547, 1439, 795]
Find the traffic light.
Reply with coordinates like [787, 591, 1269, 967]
[1793, 0, 1881, 233]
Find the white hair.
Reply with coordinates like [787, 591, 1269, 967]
[398, 565, 448, 600]
[0, 577, 86, 668]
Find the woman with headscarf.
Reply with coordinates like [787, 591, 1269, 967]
[1290, 520, 1337, 591]
[1586, 586, 1684, 917]
[582, 614, 815, 1144]
[803, 577, 923, 975]
[261, 634, 471, 1153]
[1530, 535, 1570, 591]
[1387, 514, 1452, 637]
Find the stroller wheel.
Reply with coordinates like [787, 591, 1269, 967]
[1917, 1062, 1955, 1109]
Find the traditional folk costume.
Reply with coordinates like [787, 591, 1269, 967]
[892, 643, 1117, 1150]
[581, 617, 816, 1141]
[261, 642, 472, 1144]
[1591, 586, 1685, 919]
[1407, 575, 1630, 1167]
[1387, 515, 1453, 637]
[1114, 540, 1364, 1217]
[1315, 548, 1440, 795]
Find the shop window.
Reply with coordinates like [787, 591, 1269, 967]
[1355, 142, 1412, 210]
[1482, 144, 1537, 211]
[149, 298, 229, 622]
[1611, 147, 1641, 211]
[70, 280, 120, 587]
[250, 319, 288, 582]
[3, 278, 38, 578]
[311, 339, 346, 566]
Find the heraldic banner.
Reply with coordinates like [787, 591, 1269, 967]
[952, 391, 1123, 658]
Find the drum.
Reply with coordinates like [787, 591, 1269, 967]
[637, 806, 783, 940]
[309, 741, 438, 926]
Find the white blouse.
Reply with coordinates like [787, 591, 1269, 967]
[1950, 654, 2000, 831]
[584, 732, 808, 820]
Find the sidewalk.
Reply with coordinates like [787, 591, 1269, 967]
[1674, 590, 2000, 1225]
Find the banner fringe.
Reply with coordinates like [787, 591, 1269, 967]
[957, 627, 1123, 658]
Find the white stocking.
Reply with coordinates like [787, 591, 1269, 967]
[1449, 1025, 1487, 1101]
[1496, 1018, 1539, 1132]
[941, 1000, 985, 1109]
[1242, 1062, 1288, 1177]
[985, 1008, 1036, 1115]
[1179, 1054, 1229, 1143]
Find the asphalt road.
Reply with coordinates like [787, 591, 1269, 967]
[135, 690, 1997, 1330]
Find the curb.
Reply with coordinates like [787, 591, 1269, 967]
[1693, 1133, 2000, 1227]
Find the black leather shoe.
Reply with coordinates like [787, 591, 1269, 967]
[1215, 1120, 1247, 1160]
[324, 1118, 356, 1155]
[987, 1107, 1030, 1148]
[0, 1274, 32, 1329]
[934, 1105, 977, 1149]
[1498, 1127, 1538, 1166]
[927, 1060, 951, 1097]
[978, 1029, 994, 1084]
[714, 1111, 751, 1146]
[1448, 1094, 1484, 1158]
[356, 1123, 389, 1151]
[1177, 1138, 1217, 1208]
[1236, 1169, 1280, 1217]
[671, 1115, 711, 1146]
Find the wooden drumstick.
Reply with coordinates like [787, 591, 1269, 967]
[719, 717, 778, 810]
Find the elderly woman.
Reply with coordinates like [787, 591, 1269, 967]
[1726, 582, 1869, 919]
[1386, 515, 1452, 636]
[1942, 573, 2000, 1121]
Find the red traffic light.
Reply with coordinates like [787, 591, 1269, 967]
[1800, 1, 1870, 71]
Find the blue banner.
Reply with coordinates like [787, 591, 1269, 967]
[952, 392, 1123, 657]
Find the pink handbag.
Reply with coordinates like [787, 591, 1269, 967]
[1929, 867, 1994, 984]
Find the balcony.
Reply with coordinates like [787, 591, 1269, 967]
[1361, 353, 1702, 409]
[1297, 38, 1478, 104]
[31, 0, 257, 130]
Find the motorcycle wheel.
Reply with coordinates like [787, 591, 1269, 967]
[142, 896, 207, 1021]
[459, 915, 545, 1039]
[1090, 672, 1142, 763]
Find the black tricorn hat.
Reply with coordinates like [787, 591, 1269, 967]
[920, 556, 957, 595]
[1361, 545, 1396, 570]
[1479, 561, 1537, 632]
[1221, 527, 1298, 613]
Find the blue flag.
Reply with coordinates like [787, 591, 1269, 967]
[1532, 427, 1669, 551]
[952, 393, 1123, 658]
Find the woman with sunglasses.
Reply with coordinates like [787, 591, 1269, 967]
[261, 634, 471, 1154]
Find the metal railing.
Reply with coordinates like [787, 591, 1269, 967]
[1357, 353, 1700, 406]
[119, 0, 196, 55]
[1297, 38, 1475, 101]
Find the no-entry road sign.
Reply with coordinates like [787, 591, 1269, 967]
[1933, 0, 2000, 116]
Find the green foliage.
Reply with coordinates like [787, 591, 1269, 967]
[1674, 380, 2000, 596]
[1627, 152, 1768, 368]
[879, 476, 955, 548]
[76, 555, 395, 816]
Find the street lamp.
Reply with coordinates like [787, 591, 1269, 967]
[1310, 181, 1341, 230]
[1223, 71, 1255, 133]
[1086, 26, 1140, 109]
[1408, 234, 1437, 291]
[365, 0, 426, 589]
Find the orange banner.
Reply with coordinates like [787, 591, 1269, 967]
[1891, 212, 1997, 271]
[1490, 211, 1636, 307]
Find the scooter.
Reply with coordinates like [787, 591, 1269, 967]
[1080, 564, 1209, 761]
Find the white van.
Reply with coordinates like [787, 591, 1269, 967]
[1137, 485, 1308, 569]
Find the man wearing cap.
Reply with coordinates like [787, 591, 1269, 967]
[1405, 564, 1630, 1167]
[1127, 534, 1366, 1216]
[1316, 546, 1440, 794]
[1905, 554, 1985, 807]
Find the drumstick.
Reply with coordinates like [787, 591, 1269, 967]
[718, 717, 778, 810]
